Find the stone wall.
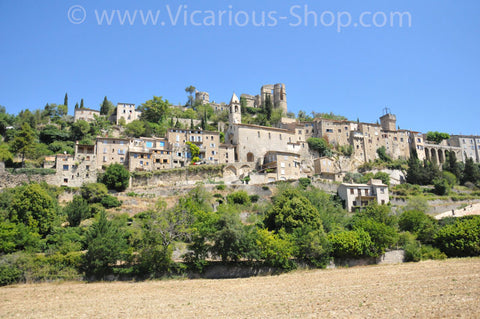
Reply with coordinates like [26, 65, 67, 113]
[0, 171, 56, 189]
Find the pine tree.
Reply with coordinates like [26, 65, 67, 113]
[462, 157, 480, 185]
[264, 94, 273, 121]
[80, 99, 84, 109]
[64, 93, 68, 107]
[75, 102, 79, 109]
[100, 96, 113, 116]
[190, 118, 194, 129]
[406, 149, 422, 185]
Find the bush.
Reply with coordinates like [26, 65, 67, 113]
[81, 183, 109, 204]
[216, 184, 226, 191]
[329, 229, 375, 259]
[226, 191, 251, 205]
[434, 216, 480, 257]
[0, 257, 22, 286]
[249, 194, 260, 203]
[262, 186, 270, 191]
[298, 178, 311, 189]
[101, 163, 130, 192]
[433, 178, 450, 195]
[64, 195, 91, 227]
[100, 195, 122, 209]
[256, 229, 296, 270]
[398, 210, 437, 244]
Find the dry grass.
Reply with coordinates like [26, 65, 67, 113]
[1, 258, 480, 318]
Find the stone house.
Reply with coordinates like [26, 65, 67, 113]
[314, 156, 343, 181]
[115, 103, 141, 125]
[338, 179, 389, 212]
[448, 135, 480, 163]
[54, 143, 97, 187]
[74, 108, 101, 123]
[260, 151, 301, 182]
[128, 137, 172, 171]
[166, 128, 221, 166]
[95, 137, 130, 169]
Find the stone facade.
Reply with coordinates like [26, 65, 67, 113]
[261, 151, 301, 182]
[166, 129, 221, 166]
[96, 137, 130, 168]
[115, 103, 141, 125]
[54, 143, 97, 187]
[128, 137, 172, 171]
[448, 135, 480, 163]
[314, 157, 343, 181]
[74, 108, 100, 122]
[338, 179, 389, 212]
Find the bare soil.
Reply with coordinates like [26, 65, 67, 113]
[1, 258, 479, 318]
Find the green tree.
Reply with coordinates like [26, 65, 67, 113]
[9, 122, 36, 165]
[443, 151, 462, 182]
[139, 96, 170, 123]
[462, 157, 480, 185]
[100, 96, 114, 116]
[80, 99, 84, 109]
[406, 149, 423, 185]
[256, 228, 295, 270]
[434, 216, 480, 257]
[83, 210, 129, 279]
[293, 225, 331, 268]
[264, 189, 322, 234]
[426, 131, 450, 144]
[399, 210, 437, 244]
[0, 143, 13, 164]
[101, 163, 130, 192]
[307, 137, 332, 157]
[70, 120, 91, 141]
[10, 183, 58, 236]
[125, 120, 146, 137]
[81, 183, 109, 204]
[264, 94, 273, 121]
[64, 93, 68, 107]
[64, 195, 91, 227]
[186, 141, 200, 164]
[328, 229, 375, 258]
[377, 146, 392, 162]
[40, 125, 70, 144]
[185, 85, 196, 108]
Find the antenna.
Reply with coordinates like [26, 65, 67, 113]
[383, 107, 391, 115]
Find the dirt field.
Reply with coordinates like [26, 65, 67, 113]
[1, 258, 479, 318]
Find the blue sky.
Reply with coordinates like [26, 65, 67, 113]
[1, 1, 479, 135]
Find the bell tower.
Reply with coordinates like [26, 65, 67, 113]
[229, 92, 241, 124]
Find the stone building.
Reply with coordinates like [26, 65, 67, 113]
[338, 179, 389, 212]
[314, 157, 343, 181]
[260, 151, 301, 182]
[448, 135, 480, 163]
[55, 143, 97, 187]
[74, 108, 100, 122]
[225, 92, 310, 177]
[115, 103, 141, 125]
[166, 128, 221, 166]
[95, 137, 130, 168]
[128, 137, 172, 171]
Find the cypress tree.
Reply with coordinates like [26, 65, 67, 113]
[80, 99, 84, 109]
[64, 93, 68, 107]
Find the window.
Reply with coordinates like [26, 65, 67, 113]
[350, 189, 354, 195]
[120, 157, 124, 163]
[133, 154, 138, 158]
[258, 131, 260, 138]
[279, 134, 282, 140]
[63, 165, 69, 171]
[86, 165, 90, 171]
[326, 129, 333, 133]
[159, 141, 165, 147]
[380, 188, 385, 194]
[103, 148, 107, 154]
[281, 169, 285, 175]
[146, 141, 153, 148]
[281, 162, 285, 168]
[103, 156, 107, 162]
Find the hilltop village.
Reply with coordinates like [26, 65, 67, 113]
[42, 83, 479, 190]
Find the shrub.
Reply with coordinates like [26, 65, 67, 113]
[64, 195, 91, 227]
[398, 210, 437, 244]
[256, 229, 296, 270]
[216, 184, 226, 191]
[100, 195, 122, 209]
[329, 229, 375, 259]
[249, 194, 260, 203]
[101, 163, 130, 192]
[298, 177, 311, 189]
[226, 191, 251, 205]
[434, 216, 480, 257]
[81, 183, 109, 204]
[433, 178, 450, 195]
[262, 186, 270, 191]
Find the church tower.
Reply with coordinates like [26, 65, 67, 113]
[229, 92, 241, 124]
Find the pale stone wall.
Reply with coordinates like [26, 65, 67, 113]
[96, 137, 130, 169]
[74, 108, 100, 122]
[116, 103, 140, 125]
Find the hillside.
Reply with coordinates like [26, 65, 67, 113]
[1, 258, 479, 318]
